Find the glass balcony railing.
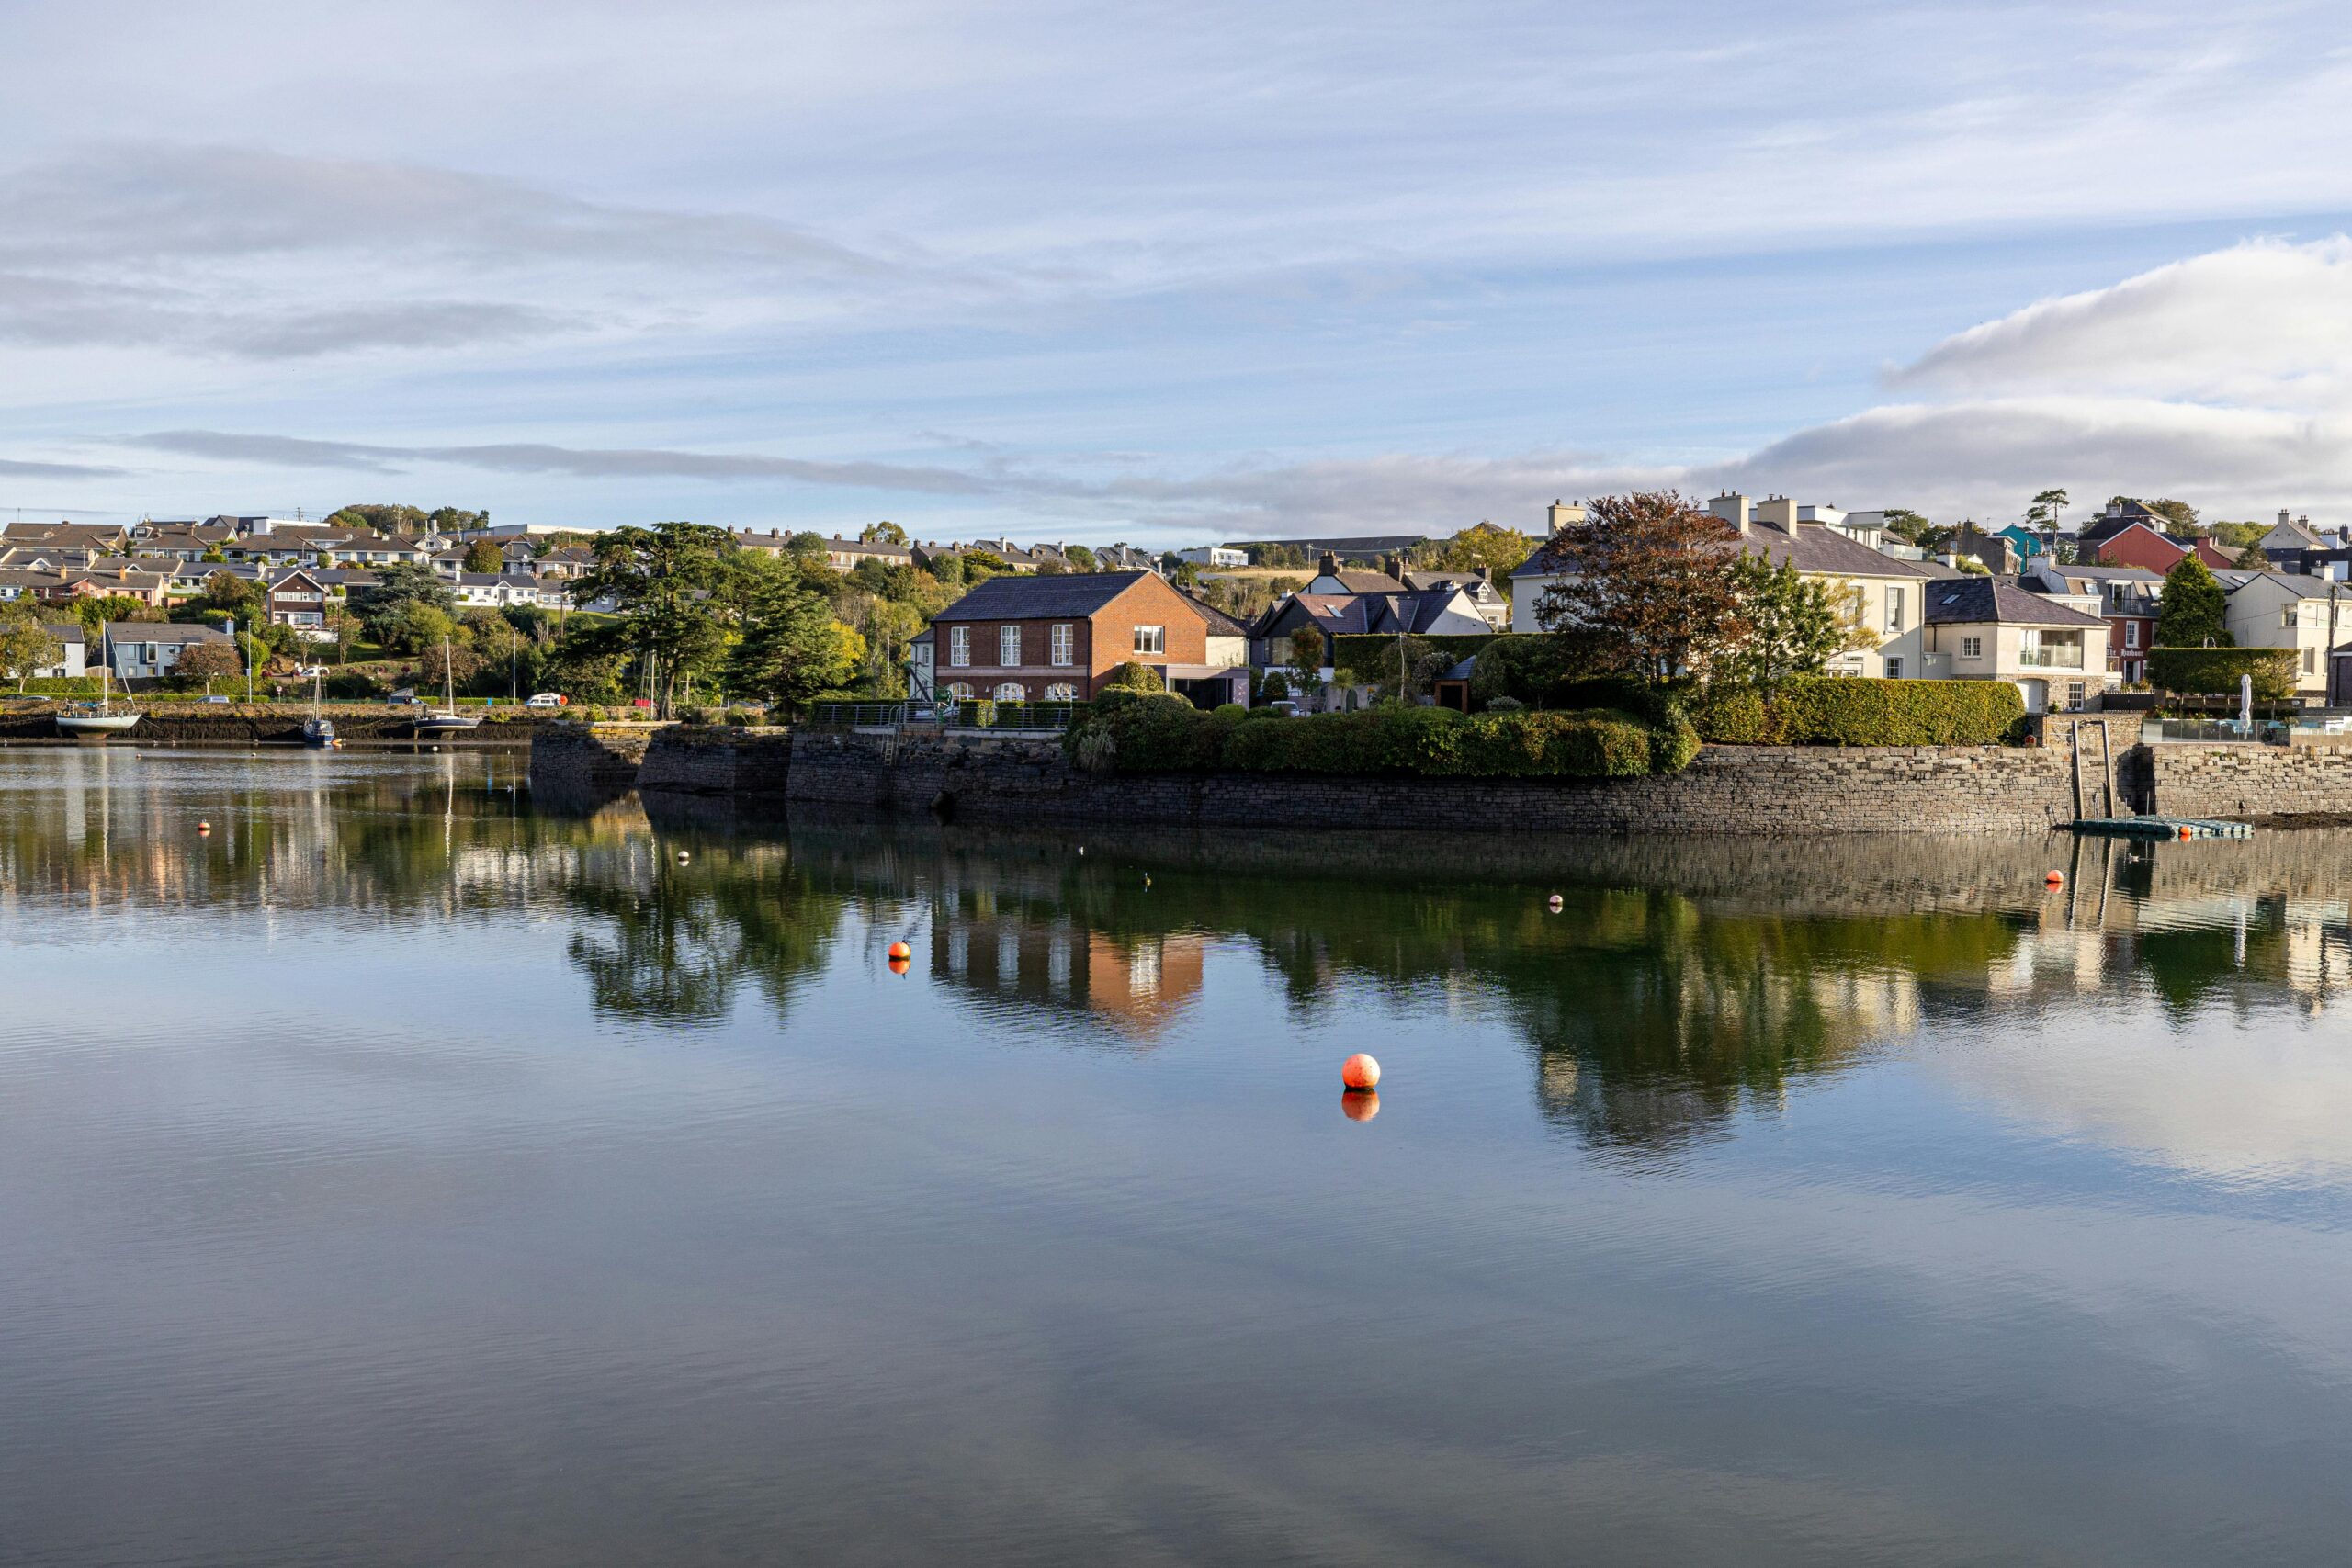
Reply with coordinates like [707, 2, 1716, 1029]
[2016, 644, 2084, 669]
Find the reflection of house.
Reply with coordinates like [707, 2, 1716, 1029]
[929, 914, 1205, 1038]
[1920, 577, 2116, 713]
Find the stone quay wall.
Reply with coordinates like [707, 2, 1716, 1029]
[786, 728, 2093, 835]
[2146, 743, 2352, 824]
[528, 723, 664, 789]
[635, 725, 794, 797]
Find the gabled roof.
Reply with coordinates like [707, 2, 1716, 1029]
[930, 570, 1167, 623]
[1924, 578, 2108, 627]
[1319, 569, 1406, 592]
[104, 621, 231, 643]
[1515, 521, 1928, 581]
[1176, 590, 1250, 638]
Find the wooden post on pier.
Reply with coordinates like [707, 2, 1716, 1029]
[2067, 721, 2085, 821]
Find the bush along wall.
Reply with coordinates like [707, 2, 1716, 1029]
[2144, 646, 2299, 701]
[1693, 676, 2026, 746]
[1064, 690, 1696, 778]
[1329, 633, 1497, 684]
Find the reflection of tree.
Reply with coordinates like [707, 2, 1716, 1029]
[560, 843, 844, 1028]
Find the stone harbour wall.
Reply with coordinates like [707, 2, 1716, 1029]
[528, 723, 664, 789]
[786, 728, 2092, 835]
[2147, 743, 2352, 824]
[635, 725, 794, 797]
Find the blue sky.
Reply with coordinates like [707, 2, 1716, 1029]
[5, 0, 2352, 546]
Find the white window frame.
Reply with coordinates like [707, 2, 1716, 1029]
[1883, 585, 1904, 632]
[1960, 635, 1983, 660]
[1043, 682, 1077, 702]
[994, 682, 1024, 702]
[949, 626, 970, 667]
[1000, 625, 1022, 666]
[2124, 620, 2140, 649]
[1050, 623, 1074, 666]
[1884, 657, 1904, 679]
[1133, 624, 1164, 655]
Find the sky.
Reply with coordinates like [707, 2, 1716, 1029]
[5, 0, 2352, 547]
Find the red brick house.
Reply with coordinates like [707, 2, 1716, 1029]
[2090, 521, 2233, 574]
[928, 571, 1239, 704]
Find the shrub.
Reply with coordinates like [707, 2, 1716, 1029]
[1258, 670, 1290, 701]
[679, 705, 718, 726]
[1212, 703, 1247, 719]
[1692, 676, 2025, 746]
[2145, 646, 2297, 700]
[1330, 633, 1494, 684]
[1101, 661, 1164, 693]
[1485, 694, 1524, 712]
[1068, 693, 1692, 778]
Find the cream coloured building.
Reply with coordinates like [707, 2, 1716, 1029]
[1919, 578, 2117, 713]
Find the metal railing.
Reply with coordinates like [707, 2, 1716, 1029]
[806, 700, 1084, 732]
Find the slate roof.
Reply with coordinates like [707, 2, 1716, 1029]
[1177, 590, 1250, 638]
[1923, 578, 2108, 627]
[104, 621, 232, 644]
[929, 571, 1160, 623]
[1514, 521, 1928, 581]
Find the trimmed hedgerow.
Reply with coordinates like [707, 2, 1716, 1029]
[2145, 646, 2297, 700]
[1692, 676, 2025, 746]
[1065, 689, 1693, 777]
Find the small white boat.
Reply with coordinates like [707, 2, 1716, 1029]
[58, 630, 141, 738]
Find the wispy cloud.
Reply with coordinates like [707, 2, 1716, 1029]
[0, 456, 127, 480]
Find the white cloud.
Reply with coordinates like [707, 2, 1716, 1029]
[1892, 239, 2352, 406]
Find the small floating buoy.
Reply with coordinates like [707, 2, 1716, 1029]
[1078, 846, 1085, 855]
[2044, 870, 2064, 886]
[888, 941, 911, 961]
[1341, 1053, 1381, 1091]
[1547, 894, 1563, 912]
[1341, 1089, 1380, 1122]
[2178, 825, 2193, 840]
[1143, 873, 1151, 888]
[888, 956, 910, 976]
[676, 850, 690, 863]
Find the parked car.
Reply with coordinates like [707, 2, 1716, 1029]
[385, 688, 424, 705]
[526, 692, 567, 709]
[202, 694, 232, 705]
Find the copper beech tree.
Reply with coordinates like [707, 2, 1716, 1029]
[1534, 491, 1752, 680]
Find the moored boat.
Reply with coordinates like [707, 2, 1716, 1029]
[57, 629, 141, 738]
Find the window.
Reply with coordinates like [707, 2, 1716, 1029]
[2284, 606, 2300, 629]
[1050, 623, 1074, 665]
[949, 626, 970, 667]
[995, 682, 1024, 701]
[1000, 626, 1022, 665]
[945, 682, 973, 700]
[1884, 658, 1904, 679]
[2066, 682, 2086, 709]
[2124, 620, 2141, 649]
[1961, 635, 1984, 660]
[1133, 624, 1164, 655]
[2018, 629, 2083, 669]
[1042, 682, 1077, 701]
[1884, 585, 1904, 632]
[2303, 647, 2318, 675]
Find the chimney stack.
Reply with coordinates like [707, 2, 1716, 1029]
[1318, 550, 1339, 577]
[1709, 491, 1752, 536]
[2282, 509, 2293, 527]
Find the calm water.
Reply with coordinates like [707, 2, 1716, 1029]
[3, 749, 2350, 1566]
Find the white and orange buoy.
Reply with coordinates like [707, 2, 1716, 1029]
[1341, 1053, 1381, 1091]
[2044, 870, 2064, 887]
[1546, 894, 1564, 912]
[198, 820, 211, 834]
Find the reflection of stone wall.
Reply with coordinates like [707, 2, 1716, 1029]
[788, 729, 2087, 834]
[0, 703, 540, 745]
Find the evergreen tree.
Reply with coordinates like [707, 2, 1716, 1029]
[2154, 555, 2231, 648]
[727, 560, 857, 713]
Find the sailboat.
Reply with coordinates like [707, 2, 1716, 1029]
[413, 635, 480, 737]
[301, 667, 336, 749]
[56, 627, 141, 737]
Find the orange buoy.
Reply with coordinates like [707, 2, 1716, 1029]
[2044, 870, 2063, 886]
[888, 940, 911, 961]
[1341, 1089, 1380, 1122]
[2178, 825, 2193, 840]
[198, 820, 211, 831]
[888, 956, 910, 976]
[1341, 1053, 1381, 1091]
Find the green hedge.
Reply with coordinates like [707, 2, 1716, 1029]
[1329, 633, 1495, 683]
[2145, 646, 2298, 699]
[1693, 676, 2025, 746]
[1066, 690, 1694, 777]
